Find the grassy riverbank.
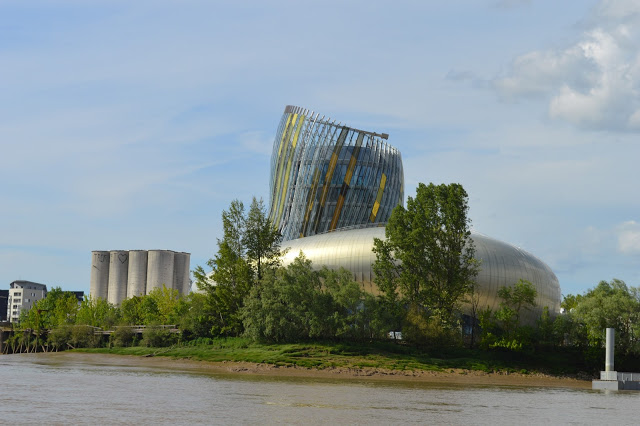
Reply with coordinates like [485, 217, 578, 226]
[73, 338, 595, 378]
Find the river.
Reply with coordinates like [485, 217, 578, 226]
[1, 353, 637, 424]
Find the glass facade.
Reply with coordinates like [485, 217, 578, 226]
[269, 105, 404, 241]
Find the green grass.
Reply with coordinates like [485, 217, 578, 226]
[72, 338, 593, 377]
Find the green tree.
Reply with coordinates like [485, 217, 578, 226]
[75, 296, 120, 329]
[147, 285, 181, 324]
[242, 254, 330, 342]
[561, 293, 583, 312]
[243, 197, 284, 281]
[194, 197, 283, 337]
[177, 292, 216, 339]
[572, 279, 640, 354]
[495, 278, 537, 336]
[466, 281, 482, 348]
[120, 296, 145, 325]
[322, 267, 389, 341]
[19, 287, 79, 330]
[193, 200, 252, 336]
[373, 182, 478, 329]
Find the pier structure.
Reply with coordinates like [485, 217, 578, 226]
[592, 328, 640, 390]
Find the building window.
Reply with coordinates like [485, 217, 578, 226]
[14, 292, 21, 296]
[26, 298, 31, 303]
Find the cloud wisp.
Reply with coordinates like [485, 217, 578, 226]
[493, 0, 640, 131]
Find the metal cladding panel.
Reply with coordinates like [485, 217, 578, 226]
[268, 105, 404, 242]
[107, 250, 129, 305]
[173, 252, 191, 295]
[147, 250, 175, 292]
[281, 227, 561, 324]
[127, 250, 148, 298]
[89, 251, 110, 300]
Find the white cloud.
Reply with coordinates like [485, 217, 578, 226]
[616, 221, 640, 254]
[493, 1, 640, 131]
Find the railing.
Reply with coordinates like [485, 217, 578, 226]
[618, 372, 640, 381]
[92, 325, 179, 335]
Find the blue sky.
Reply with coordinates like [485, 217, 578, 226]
[1, 0, 639, 297]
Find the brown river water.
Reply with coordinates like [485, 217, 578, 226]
[1, 353, 637, 425]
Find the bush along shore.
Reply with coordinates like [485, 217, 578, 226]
[65, 337, 601, 382]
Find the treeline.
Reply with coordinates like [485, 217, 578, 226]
[6, 188, 640, 374]
[5, 286, 203, 352]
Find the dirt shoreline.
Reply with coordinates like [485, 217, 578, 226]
[17, 352, 592, 389]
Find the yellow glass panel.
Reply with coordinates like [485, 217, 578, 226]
[272, 114, 298, 225]
[275, 116, 305, 226]
[329, 133, 364, 231]
[369, 173, 387, 222]
[301, 168, 321, 236]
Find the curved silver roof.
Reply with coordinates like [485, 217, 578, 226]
[282, 226, 561, 322]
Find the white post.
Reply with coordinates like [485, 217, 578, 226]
[605, 328, 615, 372]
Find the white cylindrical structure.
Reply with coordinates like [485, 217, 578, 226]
[127, 250, 148, 298]
[606, 328, 615, 372]
[108, 250, 129, 305]
[90, 251, 110, 300]
[147, 250, 175, 292]
[173, 252, 191, 295]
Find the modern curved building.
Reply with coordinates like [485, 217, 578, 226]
[269, 105, 404, 241]
[267, 105, 561, 320]
[281, 227, 561, 323]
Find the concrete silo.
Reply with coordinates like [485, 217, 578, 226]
[108, 250, 129, 305]
[127, 250, 148, 298]
[173, 252, 191, 295]
[146, 250, 175, 292]
[90, 251, 110, 300]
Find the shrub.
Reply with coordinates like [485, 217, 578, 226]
[70, 325, 100, 348]
[111, 327, 135, 347]
[142, 325, 177, 347]
[402, 305, 462, 347]
[48, 326, 72, 350]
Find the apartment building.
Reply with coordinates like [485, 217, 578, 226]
[7, 281, 47, 323]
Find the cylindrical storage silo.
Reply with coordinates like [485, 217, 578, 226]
[127, 250, 148, 298]
[173, 252, 191, 296]
[146, 250, 175, 293]
[108, 250, 129, 305]
[90, 251, 110, 300]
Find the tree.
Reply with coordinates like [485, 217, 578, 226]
[561, 293, 583, 313]
[147, 285, 181, 324]
[322, 267, 388, 341]
[373, 182, 478, 328]
[193, 197, 283, 337]
[466, 281, 482, 348]
[177, 292, 216, 339]
[495, 278, 538, 334]
[243, 197, 284, 281]
[120, 296, 146, 325]
[20, 287, 79, 330]
[572, 279, 640, 354]
[242, 254, 329, 343]
[75, 296, 120, 329]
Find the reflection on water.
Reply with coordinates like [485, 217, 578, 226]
[0, 354, 637, 425]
